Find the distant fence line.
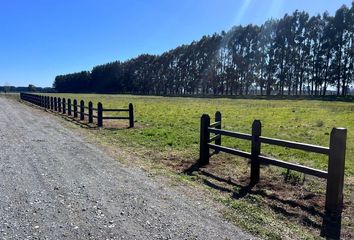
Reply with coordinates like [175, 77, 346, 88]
[20, 93, 134, 128]
[199, 112, 347, 217]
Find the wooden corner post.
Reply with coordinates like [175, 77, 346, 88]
[251, 120, 262, 185]
[129, 103, 134, 128]
[325, 127, 347, 216]
[199, 114, 210, 166]
[97, 102, 103, 127]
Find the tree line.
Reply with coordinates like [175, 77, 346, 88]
[0, 85, 54, 93]
[54, 3, 354, 96]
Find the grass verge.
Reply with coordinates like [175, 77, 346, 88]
[39, 94, 354, 239]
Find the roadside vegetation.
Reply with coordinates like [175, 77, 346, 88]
[46, 93, 354, 239]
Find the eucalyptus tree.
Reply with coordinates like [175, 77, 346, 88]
[257, 20, 278, 95]
[53, 2, 354, 97]
[331, 5, 350, 95]
[290, 10, 309, 95]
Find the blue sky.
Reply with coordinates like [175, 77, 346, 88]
[0, 0, 352, 87]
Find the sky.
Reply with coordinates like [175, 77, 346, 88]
[0, 0, 352, 87]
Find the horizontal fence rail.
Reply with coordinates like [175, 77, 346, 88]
[199, 111, 347, 218]
[20, 93, 134, 128]
[259, 136, 330, 155]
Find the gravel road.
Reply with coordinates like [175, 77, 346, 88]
[0, 96, 255, 240]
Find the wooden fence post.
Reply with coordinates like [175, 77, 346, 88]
[199, 114, 210, 166]
[54, 97, 57, 111]
[251, 120, 262, 185]
[40, 96, 44, 107]
[325, 128, 347, 216]
[67, 99, 72, 116]
[58, 98, 61, 112]
[47, 95, 49, 108]
[62, 98, 66, 114]
[97, 102, 103, 127]
[129, 103, 134, 128]
[88, 101, 93, 123]
[50, 97, 54, 110]
[80, 100, 84, 120]
[73, 99, 78, 118]
[215, 111, 222, 153]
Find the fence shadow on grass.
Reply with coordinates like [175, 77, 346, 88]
[61, 115, 133, 130]
[104, 127, 130, 131]
[43, 108, 131, 130]
[50, 110, 99, 129]
[183, 163, 342, 239]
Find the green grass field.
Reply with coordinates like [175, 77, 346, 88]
[46, 94, 354, 239]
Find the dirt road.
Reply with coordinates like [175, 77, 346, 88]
[0, 96, 254, 239]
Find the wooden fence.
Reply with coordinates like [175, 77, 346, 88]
[20, 93, 134, 128]
[199, 112, 347, 217]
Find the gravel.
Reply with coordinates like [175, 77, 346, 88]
[0, 97, 256, 240]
